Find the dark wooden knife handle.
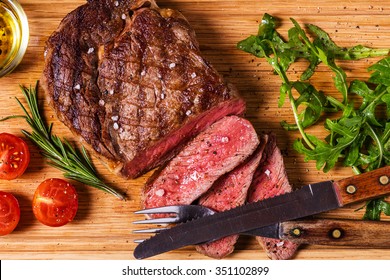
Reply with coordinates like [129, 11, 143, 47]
[334, 165, 390, 206]
[280, 219, 390, 247]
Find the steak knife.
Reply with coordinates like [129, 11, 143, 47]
[134, 165, 390, 259]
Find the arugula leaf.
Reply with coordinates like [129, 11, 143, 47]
[280, 81, 331, 131]
[368, 57, 390, 86]
[237, 13, 389, 81]
[362, 198, 390, 220]
[307, 24, 389, 60]
[294, 116, 363, 172]
[238, 13, 390, 220]
[238, 13, 390, 171]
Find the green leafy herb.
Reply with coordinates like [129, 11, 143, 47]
[359, 198, 390, 220]
[1, 82, 125, 200]
[238, 14, 390, 219]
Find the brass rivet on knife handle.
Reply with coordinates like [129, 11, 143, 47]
[346, 185, 357, 194]
[290, 227, 302, 237]
[329, 228, 343, 239]
[379, 175, 389, 185]
[333, 165, 390, 206]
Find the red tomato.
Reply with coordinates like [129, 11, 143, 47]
[0, 133, 30, 180]
[32, 178, 78, 227]
[0, 191, 20, 236]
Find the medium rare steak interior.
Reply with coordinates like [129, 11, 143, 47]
[142, 116, 259, 210]
[42, 0, 245, 178]
[195, 134, 268, 259]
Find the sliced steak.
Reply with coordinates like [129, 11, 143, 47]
[142, 116, 259, 210]
[195, 135, 268, 259]
[247, 133, 299, 260]
[41, 0, 245, 178]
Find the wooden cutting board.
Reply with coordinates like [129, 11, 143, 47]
[1, 0, 389, 260]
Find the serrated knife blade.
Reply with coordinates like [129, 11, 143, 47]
[133, 165, 390, 259]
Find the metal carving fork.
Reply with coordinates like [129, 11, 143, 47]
[133, 205, 217, 242]
[133, 204, 390, 247]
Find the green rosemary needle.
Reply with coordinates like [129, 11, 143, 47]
[2, 82, 125, 200]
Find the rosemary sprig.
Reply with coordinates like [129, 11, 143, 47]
[2, 82, 125, 200]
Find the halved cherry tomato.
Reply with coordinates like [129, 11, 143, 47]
[32, 178, 78, 227]
[0, 133, 30, 180]
[0, 191, 20, 236]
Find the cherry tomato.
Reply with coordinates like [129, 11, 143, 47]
[0, 133, 30, 180]
[32, 178, 78, 227]
[0, 191, 20, 236]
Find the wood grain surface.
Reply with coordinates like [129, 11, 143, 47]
[1, 0, 389, 260]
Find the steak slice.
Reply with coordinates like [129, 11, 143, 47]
[247, 133, 299, 260]
[142, 116, 259, 210]
[41, 0, 246, 178]
[195, 135, 268, 259]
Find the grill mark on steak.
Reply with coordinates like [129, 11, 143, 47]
[247, 133, 299, 260]
[195, 135, 268, 259]
[42, 0, 245, 178]
[142, 116, 259, 209]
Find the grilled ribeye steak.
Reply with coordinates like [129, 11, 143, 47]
[247, 133, 299, 260]
[142, 116, 259, 210]
[42, 0, 245, 178]
[195, 135, 268, 259]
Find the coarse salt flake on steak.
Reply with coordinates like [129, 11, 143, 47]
[41, 0, 246, 178]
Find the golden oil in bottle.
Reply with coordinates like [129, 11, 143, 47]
[0, 3, 18, 63]
[0, 0, 28, 77]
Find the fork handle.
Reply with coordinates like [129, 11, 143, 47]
[279, 218, 390, 247]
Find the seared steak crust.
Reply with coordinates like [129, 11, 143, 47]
[142, 116, 259, 210]
[247, 133, 299, 260]
[42, 0, 245, 178]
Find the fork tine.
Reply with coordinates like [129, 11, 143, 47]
[133, 216, 180, 224]
[133, 228, 166, 234]
[134, 205, 181, 215]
